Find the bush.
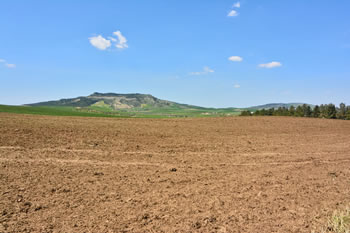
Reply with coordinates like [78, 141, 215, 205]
[321, 207, 350, 233]
[240, 110, 252, 116]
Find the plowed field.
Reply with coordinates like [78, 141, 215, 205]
[1, 113, 350, 232]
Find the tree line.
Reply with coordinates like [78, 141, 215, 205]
[240, 103, 350, 120]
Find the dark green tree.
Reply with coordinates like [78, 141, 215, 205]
[324, 104, 337, 119]
[320, 104, 327, 118]
[274, 107, 283, 116]
[253, 110, 261, 116]
[302, 104, 312, 117]
[329, 104, 337, 119]
[240, 110, 252, 116]
[346, 106, 350, 120]
[282, 107, 289, 116]
[295, 105, 304, 117]
[267, 108, 274, 116]
[289, 106, 295, 116]
[312, 105, 320, 118]
[337, 103, 346, 119]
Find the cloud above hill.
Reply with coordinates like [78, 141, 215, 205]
[233, 2, 240, 8]
[190, 66, 215, 76]
[258, 61, 282, 68]
[89, 35, 111, 50]
[228, 56, 243, 62]
[0, 59, 16, 68]
[5, 63, 16, 68]
[228, 2, 241, 17]
[228, 10, 238, 17]
[89, 30, 128, 50]
[113, 31, 128, 49]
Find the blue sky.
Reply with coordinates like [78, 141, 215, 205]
[0, 0, 349, 108]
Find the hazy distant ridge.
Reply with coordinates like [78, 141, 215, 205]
[247, 103, 311, 110]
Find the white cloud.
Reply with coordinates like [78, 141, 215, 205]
[108, 37, 117, 42]
[5, 63, 16, 68]
[233, 2, 241, 8]
[89, 35, 111, 50]
[234, 84, 241, 88]
[89, 30, 128, 51]
[203, 66, 214, 73]
[113, 31, 128, 49]
[258, 61, 282, 68]
[228, 56, 243, 62]
[0, 59, 16, 68]
[190, 66, 214, 76]
[228, 10, 238, 17]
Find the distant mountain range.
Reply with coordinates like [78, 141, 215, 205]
[28, 92, 308, 111]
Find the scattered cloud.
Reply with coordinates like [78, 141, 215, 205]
[233, 2, 241, 8]
[203, 66, 214, 73]
[228, 10, 238, 17]
[108, 37, 117, 42]
[228, 2, 240, 17]
[258, 61, 282, 69]
[234, 84, 241, 88]
[89, 35, 111, 50]
[0, 59, 16, 68]
[113, 31, 128, 49]
[228, 56, 243, 62]
[5, 64, 16, 68]
[190, 66, 214, 76]
[89, 30, 128, 50]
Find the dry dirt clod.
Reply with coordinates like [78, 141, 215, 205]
[24, 202, 32, 207]
[142, 213, 150, 220]
[193, 221, 201, 229]
[94, 172, 104, 176]
[16, 195, 23, 202]
[34, 206, 42, 211]
[2, 210, 8, 216]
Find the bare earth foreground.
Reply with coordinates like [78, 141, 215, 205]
[1, 113, 350, 233]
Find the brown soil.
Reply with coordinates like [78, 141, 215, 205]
[1, 113, 350, 233]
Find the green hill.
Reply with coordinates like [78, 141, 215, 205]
[17, 92, 241, 118]
[29, 92, 186, 109]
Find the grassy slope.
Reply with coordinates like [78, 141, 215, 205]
[0, 105, 241, 118]
[0, 105, 126, 118]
